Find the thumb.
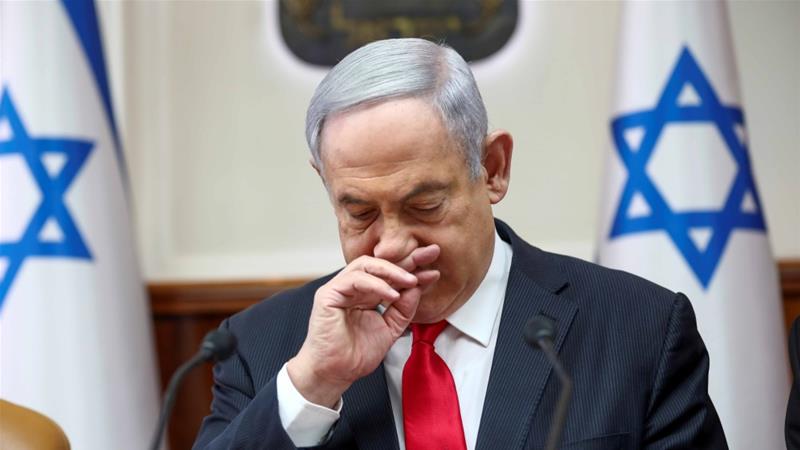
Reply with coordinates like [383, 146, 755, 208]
[381, 286, 422, 337]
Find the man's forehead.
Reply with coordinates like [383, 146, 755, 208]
[319, 98, 450, 165]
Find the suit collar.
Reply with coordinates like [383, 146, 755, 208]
[475, 219, 577, 450]
[495, 218, 570, 295]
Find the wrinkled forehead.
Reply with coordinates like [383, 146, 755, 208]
[319, 97, 459, 173]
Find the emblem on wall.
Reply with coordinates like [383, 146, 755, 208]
[279, 0, 518, 65]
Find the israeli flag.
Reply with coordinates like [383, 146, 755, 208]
[598, 1, 789, 448]
[0, 1, 160, 449]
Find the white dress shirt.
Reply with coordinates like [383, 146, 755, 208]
[277, 231, 513, 449]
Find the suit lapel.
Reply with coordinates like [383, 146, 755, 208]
[341, 363, 399, 450]
[475, 221, 578, 450]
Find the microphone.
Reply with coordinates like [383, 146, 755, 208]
[149, 329, 238, 450]
[524, 315, 572, 450]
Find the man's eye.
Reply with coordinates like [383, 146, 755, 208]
[412, 204, 441, 213]
[350, 210, 374, 220]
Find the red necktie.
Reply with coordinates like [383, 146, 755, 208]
[402, 321, 467, 450]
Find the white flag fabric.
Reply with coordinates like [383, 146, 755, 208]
[0, 1, 160, 449]
[598, 1, 789, 448]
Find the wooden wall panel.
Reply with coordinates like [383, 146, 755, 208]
[782, 260, 800, 332]
[150, 280, 305, 450]
[151, 261, 800, 450]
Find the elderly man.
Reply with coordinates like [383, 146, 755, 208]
[194, 38, 726, 450]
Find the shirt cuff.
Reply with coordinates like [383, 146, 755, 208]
[276, 362, 342, 447]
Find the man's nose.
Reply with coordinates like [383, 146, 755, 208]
[372, 218, 418, 263]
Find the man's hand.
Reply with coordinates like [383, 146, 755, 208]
[286, 245, 440, 408]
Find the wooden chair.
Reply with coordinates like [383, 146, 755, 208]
[0, 399, 70, 450]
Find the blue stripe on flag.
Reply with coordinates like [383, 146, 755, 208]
[59, 0, 130, 188]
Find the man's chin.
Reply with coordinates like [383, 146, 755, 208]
[411, 310, 444, 324]
[412, 292, 452, 324]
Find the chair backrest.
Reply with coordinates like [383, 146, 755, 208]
[0, 399, 70, 450]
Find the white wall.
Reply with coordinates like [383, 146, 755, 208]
[98, 0, 799, 282]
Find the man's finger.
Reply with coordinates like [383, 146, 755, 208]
[397, 244, 440, 272]
[414, 269, 440, 287]
[327, 271, 399, 309]
[411, 244, 440, 267]
[346, 256, 418, 288]
[381, 286, 422, 336]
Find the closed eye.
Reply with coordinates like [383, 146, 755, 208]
[350, 209, 376, 221]
[410, 203, 442, 214]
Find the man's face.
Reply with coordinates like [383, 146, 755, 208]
[318, 97, 499, 323]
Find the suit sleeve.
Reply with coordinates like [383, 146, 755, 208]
[642, 293, 728, 449]
[786, 317, 800, 449]
[192, 319, 299, 450]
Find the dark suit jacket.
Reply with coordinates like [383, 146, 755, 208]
[787, 317, 800, 449]
[193, 220, 727, 449]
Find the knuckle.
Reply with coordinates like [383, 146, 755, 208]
[354, 254, 374, 266]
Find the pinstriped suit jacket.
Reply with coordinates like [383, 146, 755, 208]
[193, 220, 727, 450]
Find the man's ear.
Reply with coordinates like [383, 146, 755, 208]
[309, 157, 327, 187]
[309, 157, 321, 176]
[482, 130, 513, 204]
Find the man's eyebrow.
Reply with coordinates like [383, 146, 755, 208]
[337, 181, 450, 206]
[338, 194, 370, 206]
[401, 181, 450, 202]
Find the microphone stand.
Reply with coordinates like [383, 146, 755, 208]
[149, 329, 236, 450]
[149, 351, 209, 450]
[535, 337, 573, 450]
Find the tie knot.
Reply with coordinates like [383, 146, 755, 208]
[411, 321, 448, 345]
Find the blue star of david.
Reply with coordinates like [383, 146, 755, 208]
[0, 87, 93, 308]
[609, 47, 766, 289]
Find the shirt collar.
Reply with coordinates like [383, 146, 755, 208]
[446, 230, 513, 347]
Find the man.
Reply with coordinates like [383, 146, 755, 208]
[194, 38, 726, 450]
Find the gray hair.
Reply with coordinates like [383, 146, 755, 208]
[305, 38, 488, 179]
